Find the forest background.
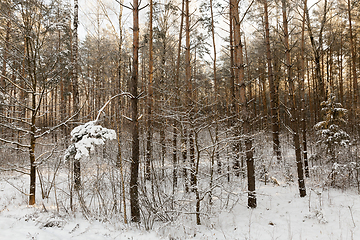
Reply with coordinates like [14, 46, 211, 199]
[0, 0, 360, 237]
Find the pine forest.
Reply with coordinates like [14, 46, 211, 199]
[0, 0, 360, 239]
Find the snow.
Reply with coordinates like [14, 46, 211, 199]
[1, 174, 360, 239]
[2, 120, 360, 239]
[65, 121, 116, 160]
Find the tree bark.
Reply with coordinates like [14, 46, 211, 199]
[300, 0, 309, 178]
[229, 3, 235, 114]
[130, 0, 140, 223]
[73, 0, 81, 191]
[29, 92, 37, 205]
[173, 0, 185, 193]
[263, 0, 281, 161]
[145, 0, 154, 181]
[304, 0, 328, 115]
[209, 0, 221, 174]
[339, 34, 344, 105]
[0, 19, 10, 135]
[116, 1, 127, 220]
[347, 0, 358, 119]
[1, 20, 10, 91]
[185, 0, 195, 190]
[282, 0, 306, 197]
[231, 0, 241, 176]
[25, 23, 37, 204]
[232, 0, 256, 208]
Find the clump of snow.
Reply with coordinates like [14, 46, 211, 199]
[65, 121, 116, 160]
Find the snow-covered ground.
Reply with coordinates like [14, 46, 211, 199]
[0, 173, 359, 240]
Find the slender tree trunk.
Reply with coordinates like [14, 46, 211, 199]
[260, 58, 268, 129]
[29, 82, 37, 204]
[210, 0, 217, 101]
[229, 1, 240, 175]
[182, 0, 189, 191]
[185, 0, 195, 190]
[229, 3, 235, 114]
[130, 0, 140, 223]
[182, 127, 188, 191]
[232, 0, 256, 208]
[145, 0, 154, 181]
[24, 27, 37, 205]
[1, 20, 10, 91]
[175, 0, 184, 90]
[189, 130, 195, 189]
[231, 0, 240, 176]
[282, 0, 306, 197]
[116, 0, 127, 223]
[328, 44, 334, 94]
[173, 0, 185, 193]
[72, 0, 81, 191]
[209, 0, 220, 174]
[116, 0, 124, 167]
[305, 0, 327, 114]
[185, 0, 191, 102]
[0, 19, 10, 135]
[159, 28, 167, 178]
[339, 34, 344, 105]
[29, 101, 36, 205]
[347, 0, 358, 119]
[172, 123, 177, 193]
[243, 35, 256, 207]
[160, 127, 166, 178]
[244, 37, 255, 122]
[300, 0, 309, 178]
[194, 131, 201, 225]
[263, 0, 281, 161]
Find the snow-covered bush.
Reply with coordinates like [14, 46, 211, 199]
[63, 121, 122, 217]
[328, 162, 359, 188]
[313, 94, 350, 163]
[64, 121, 116, 161]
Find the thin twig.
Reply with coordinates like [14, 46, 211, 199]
[4, 179, 32, 196]
[348, 206, 356, 228]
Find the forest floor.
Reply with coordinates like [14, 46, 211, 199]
[0, 173, 359, 240]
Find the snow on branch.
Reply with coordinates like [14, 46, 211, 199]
[64, 121, 116, 161]
[64, 92, 131, 161]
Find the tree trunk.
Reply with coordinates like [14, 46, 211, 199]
[194, 131, 201, 225]
[185, 0, 191, 102]
[145, 0, 154, 181]
[25, 27, 37, 205]
[339, 34, 344, 105]
[231, 0, 241, 176]
[182, 127, 188, 192]
[259, 58, 268, 129]
[29, 94, 37, 205]
[73, 0, 81, 191]
[1, 20, 10, 91]
[305, 0, 327, 114]
[173, 0, 185, 193]
[185, 0, 195, 190]
[282, 0, 306, 197]
[232, 0, 256, 208]
[300, 0, 309, 178]
[130, 0, 140, 223]
[263, 0, 281, 161]
[210, 0, 220, 174]
[172, 123, 177, 193]
[0, 19, 10, 135]
[347, 0, 358, 120]
[229, 3, 235, 114]
[116, 1, 126, 221]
